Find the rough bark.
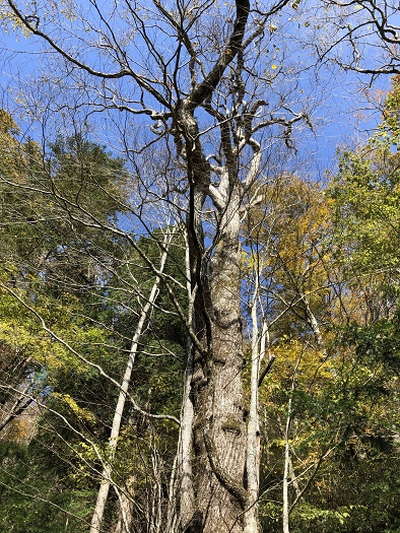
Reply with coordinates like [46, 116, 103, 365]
[185, 181, 247, 533]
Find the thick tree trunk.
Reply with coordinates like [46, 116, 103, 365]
[186, 190, 247, 533]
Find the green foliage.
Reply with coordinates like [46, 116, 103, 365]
[0, 109, 185, 531]
[329, 149, 400, 275]
[0, 441, 94, 533]
[2, 76, 400, 533]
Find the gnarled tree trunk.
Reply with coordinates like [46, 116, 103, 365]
[184, 177, 247, 532]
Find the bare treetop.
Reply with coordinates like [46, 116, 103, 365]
[317, 0, 400, 75]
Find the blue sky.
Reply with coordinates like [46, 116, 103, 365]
[0, 7, 391, 181]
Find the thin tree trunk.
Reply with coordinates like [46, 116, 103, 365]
[0, 379, 31, 436]
[112, 477, 135, 533]
[302, 294, 324, 351]
[165, 231, 195, 533]
[288, 450, 301, 499]
[244, 273, 263, 533]
[176, 358, 195, 526]
[283, 360, 299, 533]
[282, 393, 293, 533]
[176, 232, 195, 530]
[166, 453, 179, 533]
[90, 229, 175, 533]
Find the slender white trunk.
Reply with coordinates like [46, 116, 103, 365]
[244, 275, 262, 533]
[165, 453, 179, 532]
[150, 447, 163, 533]
[90, 229, 175, 533]
[283, 440, 290, 533]
[302, 294, 324, 350]
[283, 365, 298, 533]
[112, 479, 135, 533]
[288, 450, 301, 499]
[177, 347, 194, 527]
[282, 395, 292, 533]
[168, 231, 194, 532]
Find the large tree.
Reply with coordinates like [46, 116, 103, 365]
[1, 1, 310, 532]
[2, 1, 399, 532]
